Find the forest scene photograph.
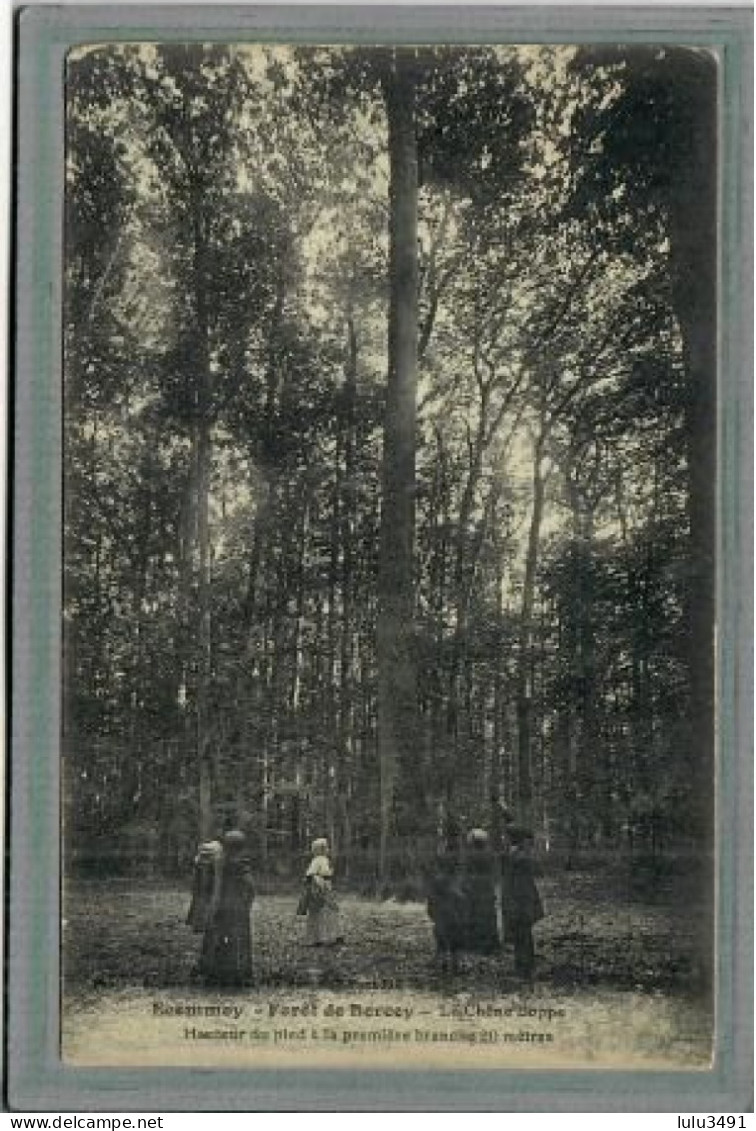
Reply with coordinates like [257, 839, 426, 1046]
[62, 42, 717, 1068]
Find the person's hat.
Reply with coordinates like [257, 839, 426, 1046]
[467, 827, 489, 844]
[222, 829, 246, 852]
[311, 837, 329, 855]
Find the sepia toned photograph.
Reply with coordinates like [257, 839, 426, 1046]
[59, 39, 719, 1073]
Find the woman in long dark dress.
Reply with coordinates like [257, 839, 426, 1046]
[187, 836, 223, 936]
[462, 828, 501, 954]
[200, 829, 256, 987]
[427, 844, 467, 973]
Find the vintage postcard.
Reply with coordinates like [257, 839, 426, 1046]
[10, 4, 753, 1113]
[59, 35, 719, 1072]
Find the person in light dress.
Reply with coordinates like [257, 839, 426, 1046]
[303, 837, 343, 946]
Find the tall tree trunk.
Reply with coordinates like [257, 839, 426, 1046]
[339, 315, 358, 871]
[192, 210, 214, 841]
[516, 433, 546, 825]
[577, 507, 601, 833]
[376, 51, 420, 880]
[327, 429, 342, 850]
[490, 523, 506, 838]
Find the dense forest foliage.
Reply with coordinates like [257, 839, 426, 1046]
[63, 44, 716, 881]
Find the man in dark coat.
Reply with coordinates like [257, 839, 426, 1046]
[503, 826, 544, 984]
[497, 808, 516, 947]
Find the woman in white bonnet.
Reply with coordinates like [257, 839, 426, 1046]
[303, 837, 343, 946]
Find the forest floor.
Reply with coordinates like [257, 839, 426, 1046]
[61, 871, 713, 1070]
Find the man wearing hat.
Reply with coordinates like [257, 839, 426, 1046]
[504, 825, 544, 984]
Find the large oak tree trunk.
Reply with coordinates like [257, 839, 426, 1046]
[376, 51, 420, 881]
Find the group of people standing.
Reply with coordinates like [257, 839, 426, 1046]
[186, 823, 542, 988]
[186, 831, 343, 987]
[426, 825, 544, 983]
